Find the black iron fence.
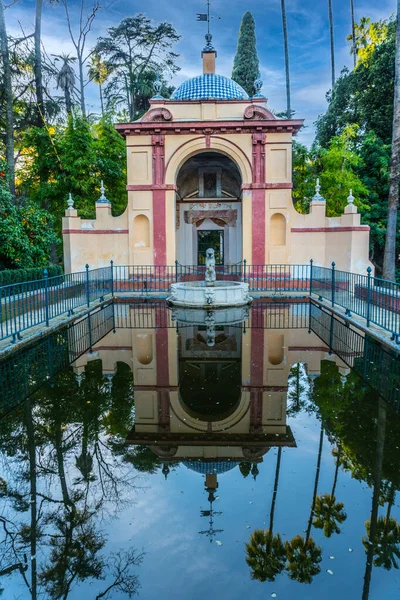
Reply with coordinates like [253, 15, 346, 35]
[1, 260, 400, 343]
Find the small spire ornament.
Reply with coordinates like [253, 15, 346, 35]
[97, 179, 109, 204]
[152, 73, 164, 99]
[253, 72, 264, 98]
[67, 192, 74, 209]
[312, 177, 324, 201]
[347, 189, 354, 205]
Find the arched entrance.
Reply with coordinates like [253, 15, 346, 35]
[175, 152, 242, 265]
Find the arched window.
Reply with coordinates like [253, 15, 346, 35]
[133, 214, 150, 248]
[136, 333, 153, 365]
[270, 213, 286, 246]
[268, 334, 284, 365]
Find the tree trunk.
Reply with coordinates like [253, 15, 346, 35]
[328, 0, 336, 89]
[330, 445, 341, 498]
[350, 0, 357, 67]
[65, 87, 72, 115]
[362, 398, 387, 600]
[34, 0, 44, 126]
[269, 447, 282, 533]
[0, 0, 15, 197]
[281, 0, 291, 118]
[78, 54, 86, 117]
[382, 0, 400, 282]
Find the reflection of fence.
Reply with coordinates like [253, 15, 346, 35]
[1, 260, 400, 343]
[0, 303, 114, 415]
[309, 301, 400, 410]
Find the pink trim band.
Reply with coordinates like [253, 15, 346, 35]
[291, 226, 370, 233]
[62, 229, 129, 234]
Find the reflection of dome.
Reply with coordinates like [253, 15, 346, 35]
[183, 461, 239, 475]
[171, 74, 249, 101]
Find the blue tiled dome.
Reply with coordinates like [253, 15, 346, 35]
[183, 461, 239, 475]
[170, 74, 249, 101]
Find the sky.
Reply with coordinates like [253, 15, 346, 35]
[4, 0, 397, 146]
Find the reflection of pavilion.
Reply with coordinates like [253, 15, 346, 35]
[72, 302, 350, 512]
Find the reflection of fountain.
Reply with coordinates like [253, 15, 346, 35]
[168, 248, 251, 308]
[171, 305, 249, 348]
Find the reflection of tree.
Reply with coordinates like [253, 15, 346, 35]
[287, 362, 310, 416]
[245, 448, 286, 582]
[0, 359, 142, 599]
[286, 422, 323, 584]
[313, 446, 347, 537]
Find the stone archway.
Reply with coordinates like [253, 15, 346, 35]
[174, 151, 243, 265]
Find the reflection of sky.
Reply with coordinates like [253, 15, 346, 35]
[3, 0, 397, 146]
[76, 414, 400, 598]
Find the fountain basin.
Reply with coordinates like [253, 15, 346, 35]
[168, 280, 251, 308]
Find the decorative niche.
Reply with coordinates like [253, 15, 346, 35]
[199, 167, 222, 198]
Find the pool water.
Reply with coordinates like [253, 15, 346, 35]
[0, 301, 399, 600]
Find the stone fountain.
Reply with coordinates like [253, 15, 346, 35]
[168, 249, 251, 308]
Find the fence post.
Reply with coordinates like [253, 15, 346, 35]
[175, 259, 178, 283]
[309, 259, 313, 296]
[331, 262, 336, 308]
[366, 266, 372, 327]
[85, 264, 90, 307]
[44, 268, 49, 326]
[243, 259, 247, 283]
[110, 260, 114, 297]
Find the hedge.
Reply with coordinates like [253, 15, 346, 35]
[0, 265, 63, 288]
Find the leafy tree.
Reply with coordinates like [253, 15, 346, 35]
[316, 18, 396, 147]
[95, 15, 180, 120]
[0, 157, 58, 268]
[316, 124, 369, 216]
[232, 12, 259, 97]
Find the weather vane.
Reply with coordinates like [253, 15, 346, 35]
[196, 1, 221, 51]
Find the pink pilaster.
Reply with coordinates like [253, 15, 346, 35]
[152, 135, 167, 265]
[252, 133, 266, 265]
[250, 304, 264, 432]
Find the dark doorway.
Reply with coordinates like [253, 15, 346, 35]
[198, 230, 224, 265]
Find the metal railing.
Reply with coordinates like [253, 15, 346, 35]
[311, 260, 400, 341]
[1, 259, 399, 343]
[0, 265, 112, 343]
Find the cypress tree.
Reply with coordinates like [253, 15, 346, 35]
[232, 11, 260, 97]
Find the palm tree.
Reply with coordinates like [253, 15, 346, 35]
[280, 0, 291, 118]
[313, 446, 347, 537]
[328, 0, 335, 89]
[382, 0, 400, 281]
[55, 54, 76, 115]
[245, 448, 286, 581]
[286, 423, 323, 584]
[88, 53, 111, 115]
[349, 0, 357, 67]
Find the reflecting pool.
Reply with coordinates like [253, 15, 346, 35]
[0, 301, 399, 599]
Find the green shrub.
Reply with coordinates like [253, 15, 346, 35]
[0, 265, 63, 288]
